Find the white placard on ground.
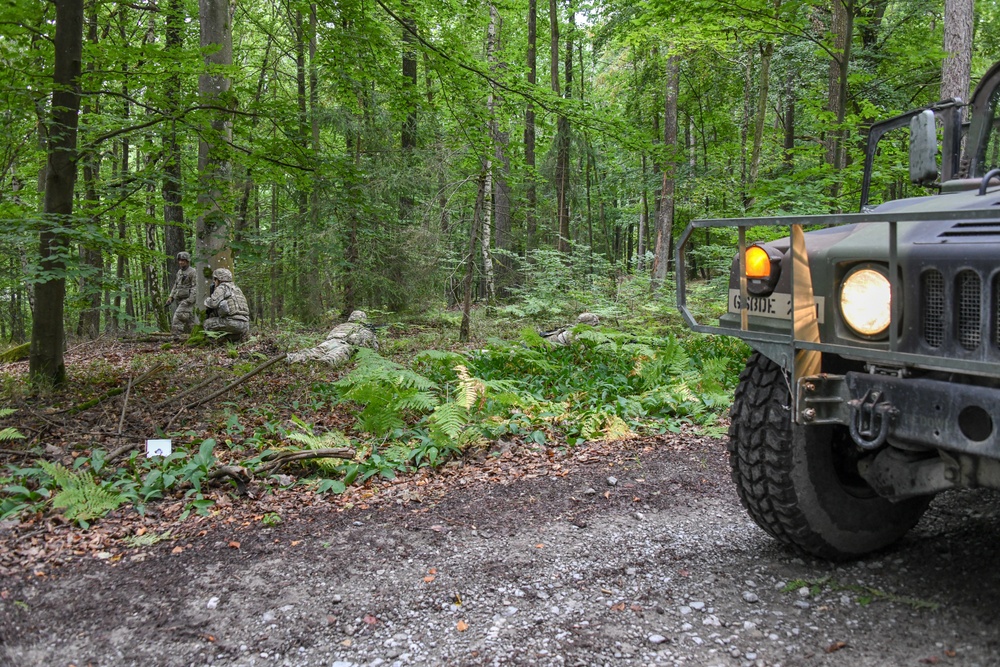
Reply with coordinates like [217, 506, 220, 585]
[146, 439, 172, 457]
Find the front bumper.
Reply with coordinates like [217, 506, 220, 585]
[799, 372, 1000, 459]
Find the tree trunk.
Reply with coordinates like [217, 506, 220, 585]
[460, 171, 488, 343]
[749, 0, 781, 188]
[941, 0, 973, 101]
[749, 41, 775, 187]
[401, 0, 417, 218]
[783, 71, 795, 170]
[638, 154, 648, 271]
[30, 0, 83, 385]
[195, 0, 235, 307]
[163, 0, 186, 287]
[487, 3, 510, 297]
[826, 0, 854, 192]
[555, 11, 573, 254]
[77, 4, 102, 339]
[525, 0, 537, 249]
[650, 54, 678, 291]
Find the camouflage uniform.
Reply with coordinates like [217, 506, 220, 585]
[287, 310, 378, 365]
[168, 253, 197, 335]
[203, 268, 251, 341]
[542, 312, 600, 346]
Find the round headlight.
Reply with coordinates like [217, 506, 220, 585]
[840, 266, 892, 337]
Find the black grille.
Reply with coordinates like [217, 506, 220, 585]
[996, 276, 1000, 348]
[957, 270, 982, 350]
[922, 270, 944, 348]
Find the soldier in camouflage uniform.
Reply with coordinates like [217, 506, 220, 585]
[165, 251, 197, 335]
[542, 312, 600, 346]
[203, 268, 251, 341]
[287, 310, 378, 366]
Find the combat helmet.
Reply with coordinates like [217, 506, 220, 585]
[212, 268, 233, 283]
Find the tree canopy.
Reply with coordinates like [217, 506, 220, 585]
[0, 0, 993, 380]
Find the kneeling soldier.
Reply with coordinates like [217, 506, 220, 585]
[203, 268, 250, 341]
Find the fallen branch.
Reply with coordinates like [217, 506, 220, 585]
[107, 439, 140, 462]
[208, 465, 251, 495]
[185, 353, 287, 410]
[258, 447, 355, 474]
[154, 373, 221, 409]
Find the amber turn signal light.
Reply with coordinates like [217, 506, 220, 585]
[745, 245, 772, 279]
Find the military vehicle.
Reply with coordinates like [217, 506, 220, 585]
[677, 61, 1000, 559]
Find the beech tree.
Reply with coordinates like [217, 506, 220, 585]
[29, 0, 84, 385]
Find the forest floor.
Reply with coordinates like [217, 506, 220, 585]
[1, 335, 1000, 666]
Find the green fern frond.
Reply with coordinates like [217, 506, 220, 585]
[37, 460, 125, 523]
[0, 408, 15, 418]
[357, 408, 405, 438]
[394, 390, 439, 412]
[519, 327, 547, 347]
[428, 402, 469, 441]
[0, 427, 24, 442]
[602, 415, 634, 441]
[337, 349, 438, 392]
[573, 329, 614, 347]
[414, 349, 467, 366]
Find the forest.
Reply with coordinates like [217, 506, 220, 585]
[0, 0, 992, 567]
[0, 0, 992, 376]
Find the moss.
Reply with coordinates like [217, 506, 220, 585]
[0, 342, 30, 363]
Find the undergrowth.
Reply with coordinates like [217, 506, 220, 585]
[0, 299, 749, 527]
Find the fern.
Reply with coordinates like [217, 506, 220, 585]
[428, 402, 469, 441]
[0, 427, 24, 442]
[0, 408, 23, 442]
[37, 460, 125, 524]
[285, 429, 353, 473]
[455, 365, 486, 409]
[602, 415, 634, 441]
[336, 349, 438, 392]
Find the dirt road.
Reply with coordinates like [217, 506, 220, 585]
[2, 434, 999, 667]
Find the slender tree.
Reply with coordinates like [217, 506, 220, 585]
[650, 54, 678, 291]
[30, 0, 84, 385]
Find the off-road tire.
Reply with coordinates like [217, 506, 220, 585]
[728, 352, 930, 560]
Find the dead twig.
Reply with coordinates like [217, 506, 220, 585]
[185, 353, 288, 410]
[116, 376, 134, 436]
[25, 409, 64, 429]
[0, 448, 41, 457]
[258, 447, 355, 475]
[154, 373, 221, 409]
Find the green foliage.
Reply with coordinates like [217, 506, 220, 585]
[285, 418, 353, 473]
[36, 460, 126, 526]
[0, 407, 24, 443]
[1, 464, 50, 520]
[335, 349, 440, 438]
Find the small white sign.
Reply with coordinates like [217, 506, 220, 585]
[146, 439, 172, 457]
